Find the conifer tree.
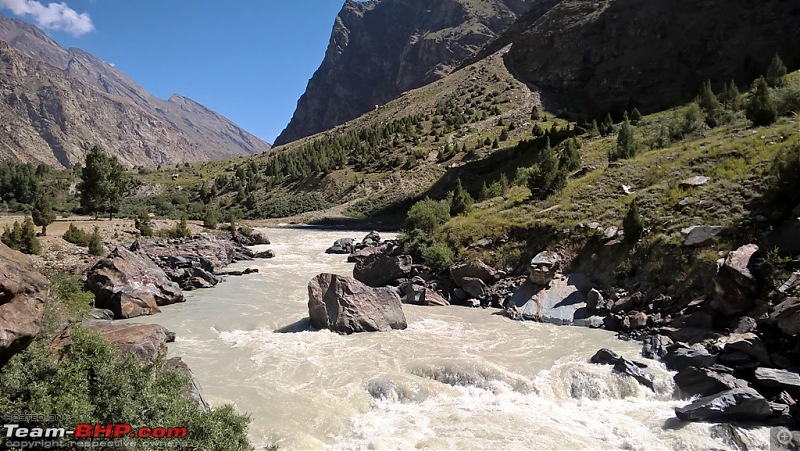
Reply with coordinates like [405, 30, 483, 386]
[746, 77, 778, 126]
[611, 113, 637, 161]
[630, 108, 642, 125]
[32, 193, 56, 236]
[450, 179, 474, 216]
[623, 200, 645, 244]
[766, 54, 788, 88]
[88, 226, 104, 256]
[20, 217, 40, 255]
[698, 80, 724, 127]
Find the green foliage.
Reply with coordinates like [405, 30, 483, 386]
[87, 226, 104, 256]
[668, 102, 706, 141]
[1, 218, 39, 254]
[450, 179, 474, 216]
[630, 108, 642, 125]
[134, 211, 153, 237]
[203, 206, 219, 229]
[610, 113, 637, 161]
[32, 193, 56, 236]
[698, 80, 724, 127]
[775, 76, 800, 116]
[176, 213, 191, 238]
[766, 54, 788, 88]
[78, 146, 131, 219]
[421, 240, 455, 273]
[600, 113, 615, 136]
[718, 80, 742, 111]
[44, 272, 93, 331]
[527, 140, 567, 199]
[405, 197, 451, 233]
[623, 200, 645, 244]
[560, 138, 582, 171]
[0, 328, 251, 450]
[0, 161, 42, 210]
[768, 141, 800, 210]
[63, 224, 91, 247]
[746, 77, 778, 126]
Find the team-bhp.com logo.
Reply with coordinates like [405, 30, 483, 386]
[3, 423, 189, 449]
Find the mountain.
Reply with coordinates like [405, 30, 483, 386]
[489, 0, 800, 118]
[0, 15, 270, 168]
[274, 0, 531, 146]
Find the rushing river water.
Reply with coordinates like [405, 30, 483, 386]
[134, 228, 770, 450]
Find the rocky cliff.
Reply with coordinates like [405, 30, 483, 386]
[496, 0, 800, 118]
[274, 0, 530, 145]
[0, 15, 270, 167]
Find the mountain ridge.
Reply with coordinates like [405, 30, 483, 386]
[0, 14, 270, 168]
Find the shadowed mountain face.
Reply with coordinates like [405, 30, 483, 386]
[274, 0, 530, 146]
[494, 0, 800, 118]
[0, 15, 270, 168]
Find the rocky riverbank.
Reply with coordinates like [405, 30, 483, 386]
[311, 230, 800, 434]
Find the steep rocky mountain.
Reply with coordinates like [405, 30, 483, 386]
[490, 0, 800, 118]
[0, 15, 270, 168]
[274, 0, 531, 146]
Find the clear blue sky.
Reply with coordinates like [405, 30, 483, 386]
[0, 0, 351, 144]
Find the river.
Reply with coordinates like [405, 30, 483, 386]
[134, 228, 770, 450]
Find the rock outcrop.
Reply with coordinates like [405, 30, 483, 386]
[275, 0, 530, 145]
[85, 247, 184, 319]
[308, 273, 407, 334]
[50, 321, 175, 362]
[711, 244, 760, 316]
[528, 251, 562, 286]
[0, 242, 49, 367]
[0, 16, 269, 167]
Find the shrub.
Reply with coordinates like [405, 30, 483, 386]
[0, 328, 252, 450]
[766, 54, 787, 88]
[20, 217, 40, 255]
[32, 194, 56, 236]
[421, 240, 455, 273]
[1, 221, 22, 250]
[527, 143, 567, 199]
[698, 80, 724, 127]
[63, 224, 91, 246]
[405, 198, 450, 233]
[623, 200, 645, 244]
[134, 211, 153, 237]
[87, 226, 104, 256]
[175, 213, 191, 238]
[746, 77, 778, 126]
[610, 113, 637, 161]
[450, 179, 474, 216]
[768, 141, 800, 211]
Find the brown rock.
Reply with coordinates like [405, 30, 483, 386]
[528, 251, 561, 285]
[353, 244, 412, 287]
[50, 321, 175, 362]
[85, 247, 184, 319]
[308, 273, 407, 334]
[450, 259, 497, 287]
[0, 242, 49, 367]
[711, 244, 759, 316]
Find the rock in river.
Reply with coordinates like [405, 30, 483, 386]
[353, 243, 412, 287]
[675, 388, 772, 422]
[308, 273, 407, 334]
[85, 247, 184, 319]
[0, 242, 49, 367]
[590, 348, 654, 389]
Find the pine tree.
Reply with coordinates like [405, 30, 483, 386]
[79, 146, 130, 219]
[698, 80, 724, 127]
[623, 200, 645, 244]
[175, 213, 191, 238]
[499, 128, 508, 141]
[450, 179, 474, 216]
[527, 142, 566, 199]
[561, 138, 582, 171]
[479, 181, 489, 201]
[492, 138, 499, 149]
[134, 210, 153, 237]
[766, 54, 788, 88]
[630, 108, 642, 125]
[20, 217, 40, 255]
[719, 80, 742, 111]
[746, 77, 778, 126]
[498, 173, 509, 196]
[31, 193, 56, 236]
[601, 113, 614, 136]
[611, 113, 637, 161]
[589, 120, 600, 137]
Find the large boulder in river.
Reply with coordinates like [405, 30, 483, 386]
[675, 388, 772, 422]
[353, 244, 412, 287]
[673, 366, 748, 397]
[528, 251, 562, 285]
[662, 346, 718, 372]
[590, 348, 654, 389]
[326, 238, 355, 255]
[450, 260, 497, 287]
[507, 274, 596, 326]
[86, 247, 184, 319]
[362, 231, 381, 247]
[50, 321, 175, 362]
[0, 242, 49, 367]
[308, 274, 407, 334]
[711, 244, 759, 316]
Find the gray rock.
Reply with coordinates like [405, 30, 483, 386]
[731, 316, 757, 334]
[590, 348, 654, 389]
[50, 321, 175, 363]
[586, 288, 607, 311]
[166, 357, 208, 412]
[83, 309, 115, 321]
[326, 238, 355, 255]
[0, 243, 49, 368]
[626, 311, 649, 330]
[362, 231, 381, 247]
[663, 346, 718, 372]
[720, 333, 772, 365]
[528, 251, 561, 285]
[254, 249, 275, 259]
[771, 297, 800, 336]
[711, 244, 759, 316]
[675, 388, 772, 422]
[86, 247, 184, 319]
[681, 225, 723, 246]
[353, 244, 412, 287]
[308, 273, 407, 334]
[602, 226, 619, 242]
[754, 368, 800, 395]
[680, 176, 710, 187]
[674, 366, 749, 397]
[460, 276, 488, 300]
[509, 274, 592, 326]
[450, 259, 497, 287]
